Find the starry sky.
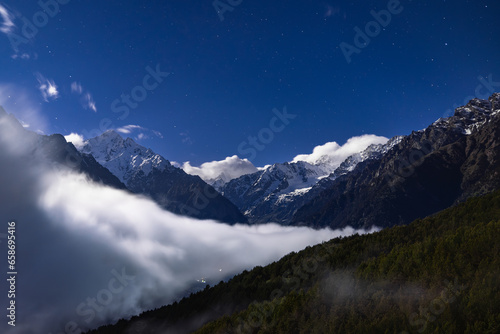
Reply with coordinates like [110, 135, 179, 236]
[0, 0, 499, 167]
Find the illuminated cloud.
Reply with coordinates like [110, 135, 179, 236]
[0, 4, 14, 34]
[64, 132, 85, 149]
[182, 155, 258, 183]
[114, 125, 162, 141]
[84, 93, 97, 112]
[71, 82, 97, 112]
[0, 118, 380, 333]
[71, 82, 84, 94]
[116, 124, 145, 134]
[35, 72, 59, 102]
[292, 134, 389, 169]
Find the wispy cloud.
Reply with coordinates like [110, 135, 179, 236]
[323, 3, 345, 20]
[152, 130, 163, 139]
[70, 82, 83, 94]
[116, 124, 145, 134]
[84, 93, 97, 112]
[0, 4, 15, 34]
[115, 124, 163, 141]
[11, 53, 31, 60]
[71, 82, 97, 112]
[0, 4, 38, 59]
[35, 73, 59, 102]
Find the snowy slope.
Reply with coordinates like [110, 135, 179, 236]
[220, 137, 402, 224]
[79, 130, 248, 224]
[80, 130, 172, 185]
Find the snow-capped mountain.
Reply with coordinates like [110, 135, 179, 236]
[292, 93, 500, 229]
[431, 96, 499, 135]
[219, 94, 500, 226]
[325, 136, 404, 179]
[81, 130, 173, 185]
[80, 131, 248, 224]
[0, 107, 126, 190]
[221, 161, 323, 208]
[220, 137, 401, 224]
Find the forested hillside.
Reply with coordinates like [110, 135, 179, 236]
[88, 189, 500, 334]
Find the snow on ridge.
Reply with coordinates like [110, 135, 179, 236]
[80, 130, 170, 184]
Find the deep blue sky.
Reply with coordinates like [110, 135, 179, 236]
[0, 0, 499, 166]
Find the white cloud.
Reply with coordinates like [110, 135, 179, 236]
[292, 134, 389, 170]
[152, 130, 163, 138]
[0, 4, 14, 34]
[116, 124, 145, 134]
[35, 73, 59, 102]
[0, 5, 36, 59]
[182, 155, 259, 183]
[64, 133, 85, 149]
[115, 125, 162, 142]
[71, 82, 97, 112]
[84, 92, 97, 112]
[71, 82, 83, 94]
[11, 53, 30, 60]
[0, 121, 379, 333]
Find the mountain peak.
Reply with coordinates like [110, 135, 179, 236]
[80, 132, 170, 184]
[429, 94, 500, 136]
[101, 129, 123, 139]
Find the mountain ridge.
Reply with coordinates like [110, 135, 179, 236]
[0, 107, 127, 190]
[291, 93, 500, 229]
[219, 136, 402, 225]
[80, 130, 248, 224]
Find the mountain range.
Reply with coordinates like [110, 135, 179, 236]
[219, 136, 403, 224]
[0, 106, 126, 190]
[2, 93, 500, 231]
[2, 93, 500, 334]
[292, 93, 500, 229]
[79, 130, 248, 224]
[212, 93, 499, 229]
[86, 173, 500, 334]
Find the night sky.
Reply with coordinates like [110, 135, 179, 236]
[0, 0, 499, 167]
